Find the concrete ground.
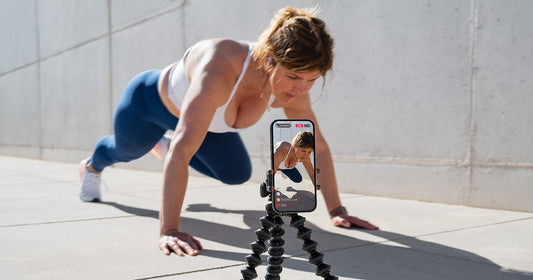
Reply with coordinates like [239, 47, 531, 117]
[0, 155, 532, 280]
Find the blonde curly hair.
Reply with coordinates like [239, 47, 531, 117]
[292, 131, 314, 150]
[253, 7, 334, 75]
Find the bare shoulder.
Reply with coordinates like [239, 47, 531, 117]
[187, 39, 249, 74]
[275, 141, 291, 154]
[181, 39, 250, 106]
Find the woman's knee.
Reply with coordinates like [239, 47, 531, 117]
[219, 165, 252, 185]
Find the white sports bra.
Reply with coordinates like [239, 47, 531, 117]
[167, 42, 271, 133]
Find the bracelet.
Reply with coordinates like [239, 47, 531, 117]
[329, 206, 348, 218]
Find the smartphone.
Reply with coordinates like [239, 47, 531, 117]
[270, 119, 317, 213]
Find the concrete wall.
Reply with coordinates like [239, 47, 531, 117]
[1, 0, 532, 212]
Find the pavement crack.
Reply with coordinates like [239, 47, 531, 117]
[133, 263, 245, 280]
[0, 215, 140, 228]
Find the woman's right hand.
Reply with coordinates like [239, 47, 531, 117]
[159, 230, 203, 256]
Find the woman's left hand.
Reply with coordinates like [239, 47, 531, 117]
[331, 214, 379, 230]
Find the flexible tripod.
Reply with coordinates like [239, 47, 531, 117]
[240, 171, 338, 280]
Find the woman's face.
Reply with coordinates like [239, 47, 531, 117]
[295, 147, 313, 161]
[270, 66, 321, 104]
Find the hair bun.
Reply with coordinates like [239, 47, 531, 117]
[277, 6, 317, 21]
[253, 6, 333, 75]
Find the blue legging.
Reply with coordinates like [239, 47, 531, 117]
[280, 168, 303, 183]
[89, 70, 251, 185]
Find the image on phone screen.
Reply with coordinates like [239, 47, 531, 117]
[271, 119, 317, 213]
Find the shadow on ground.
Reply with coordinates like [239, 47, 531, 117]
[99, 201, 532, 280]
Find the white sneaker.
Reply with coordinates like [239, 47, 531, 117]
[79, 158, 102, 202]
[149, 135, 171, 161]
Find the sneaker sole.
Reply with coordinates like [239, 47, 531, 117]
[79, 194, 101, 202]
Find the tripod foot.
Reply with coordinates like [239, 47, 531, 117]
[240, 265, 258, 280]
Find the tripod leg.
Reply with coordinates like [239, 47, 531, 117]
[289, 214, 339, 280]
[265, 204, 285, 280]
[240, 205, 275, 280]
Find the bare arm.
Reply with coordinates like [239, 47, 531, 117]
[283, 93, 378, 230]
[272, 142, 290, 175]
[159, 40, 246, 255]
[283, 94, 341, 212]
[301, 158, 315, 186]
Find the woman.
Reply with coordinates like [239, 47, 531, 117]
[273, 131, 315, 184]
[79, 7, 379, 257]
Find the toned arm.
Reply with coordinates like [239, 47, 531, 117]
[283, 93, 378, 230]
[158, 40, 249, 255]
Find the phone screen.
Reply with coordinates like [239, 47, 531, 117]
[270, 119, 317, 213]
